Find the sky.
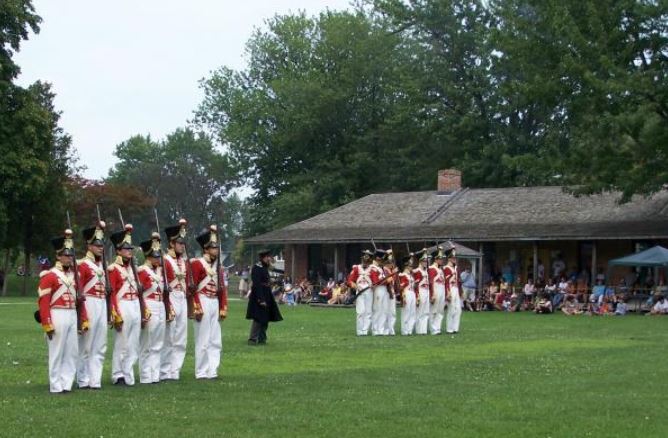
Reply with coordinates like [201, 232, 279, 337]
[15, 0, 353, 179]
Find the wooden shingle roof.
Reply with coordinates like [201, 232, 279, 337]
[247, 187, 668, 244]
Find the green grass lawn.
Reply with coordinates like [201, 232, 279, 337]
[1, 297, 667, 437]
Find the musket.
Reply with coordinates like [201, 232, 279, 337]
[153, 208, 173, 322]
[118, 209, 148, 328]
[181, 233, 196, 319]
[66, 211, 84, 332]
[351, 269, 401, 303]
[215, 225, 225, 318]
[96, 203, 113, 326]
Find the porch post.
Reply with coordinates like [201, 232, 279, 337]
[334, 244, 339, 281]
[291, 245, 296, 280]
[532, 241, 538, 282]
[478, 242, 484, 292]
[591, 241, 597, 287]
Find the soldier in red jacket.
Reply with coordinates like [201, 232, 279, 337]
[160, 219, 190, 381]
[428, 247, 447, 335]
[399, 254, 417, 335]
[347, 250, 374, 335]
[108, 224, 143, 386]
[76, 222, 107, 389]
[137, 233, 167, 383]
[37, 229, 87, 393]
[444, 245, 463, 334]
[190, 225, 227, 379]
[412, 250, 431, 335]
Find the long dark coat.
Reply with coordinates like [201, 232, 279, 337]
[246, 262, 283, 324]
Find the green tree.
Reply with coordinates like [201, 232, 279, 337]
[196, 10, 419, 235]
[106, 128, 239, 252]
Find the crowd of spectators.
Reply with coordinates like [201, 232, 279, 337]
[474, 271, 668, 316]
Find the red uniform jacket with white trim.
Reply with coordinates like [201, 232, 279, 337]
[37, 264, 88, 332]
[190, 256, 228, 313]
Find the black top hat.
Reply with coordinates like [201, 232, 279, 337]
[140, 232, 162, 258]
[82, 221, 106, 246]
[51, 229, 75, 256]
[164, 218, 187, 243]
[196, 225, 219, 249]
[257, 249, 272, 258]
[110, 224, 134, 250]
[374, 249, 386, 259]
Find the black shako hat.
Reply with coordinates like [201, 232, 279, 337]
[196, 225, 219, 249]
[82, 221, 106, 246]
[164, 218, 187, 243]
[140, 232, 162, 258]
[51, 229, 75, 256]
[110, 224, 134, 250]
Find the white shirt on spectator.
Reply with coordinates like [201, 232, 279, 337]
[653, 300, 668, 313]
[558, 281, 568, 294]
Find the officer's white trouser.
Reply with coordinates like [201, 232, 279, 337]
[372, 286, 389, 335]
[446, 287, 463, 333]
[111, 299, 140, 385]
[193, 295, 222, 379]
[415, 289, 430, 335]
[429, 285, 446, 335]
[47, 309, 78, 393]
[77, 296, 107, 389]
[140, 299, 165, 383]
[386, 296, 396, 335]
[401, 291, 417, 335]
[160, 291, 187, 380]
[355, 289, 373, 335]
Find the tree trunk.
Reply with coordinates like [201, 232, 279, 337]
[1, 248, 9, 297]
[22, 249, 31, 296]
[22, 216, 33, 297]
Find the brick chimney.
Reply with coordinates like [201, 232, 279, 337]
[437, 169, 461, 194]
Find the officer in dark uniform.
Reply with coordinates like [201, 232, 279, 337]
[246, 249, 283, 345]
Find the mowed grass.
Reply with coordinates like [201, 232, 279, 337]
[1, 297, 667, 438]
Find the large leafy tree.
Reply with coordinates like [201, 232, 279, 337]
[196, 10, 420, 235]
[491, 0, 668, 200]
[106, 128, 238, 252]
[1, 1, 75, 294]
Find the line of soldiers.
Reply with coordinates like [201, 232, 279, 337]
[347, 245, 462, 336]
[36, 219, 228, 393]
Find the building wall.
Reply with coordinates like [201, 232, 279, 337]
[284, 244, 308, 281]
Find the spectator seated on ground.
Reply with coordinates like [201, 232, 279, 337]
[317, 284, 333, 302]
[614, 297, 628, 315]
[593, 297, 613, 316]
[535, 293, 553, 314]
[283, 283, 296, 306]
[553, 276, 569, 309]
[328, 282, 348, 305]
[561, 295, 582, 315]
[494, 288, 506, 311]
[649, 295, 668, 315]
[523, 278, 536, 311]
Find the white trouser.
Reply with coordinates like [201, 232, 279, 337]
[415, 289, 430, 335]
[194, 294, 222, 379]
[77, 296, 107, 389]
[160, 291, 187, 380]
[355, 289, 373, 335]
[111, 299, 141, 385]
[47, 308, 78, 393]
[140, 299, 165, 383]
[446, 287, 462, 333]
[401, 291, 417, 335]
[372, 286, 389, 335]
[429, 284, 446, 335]
[385, 295, 396, 335]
